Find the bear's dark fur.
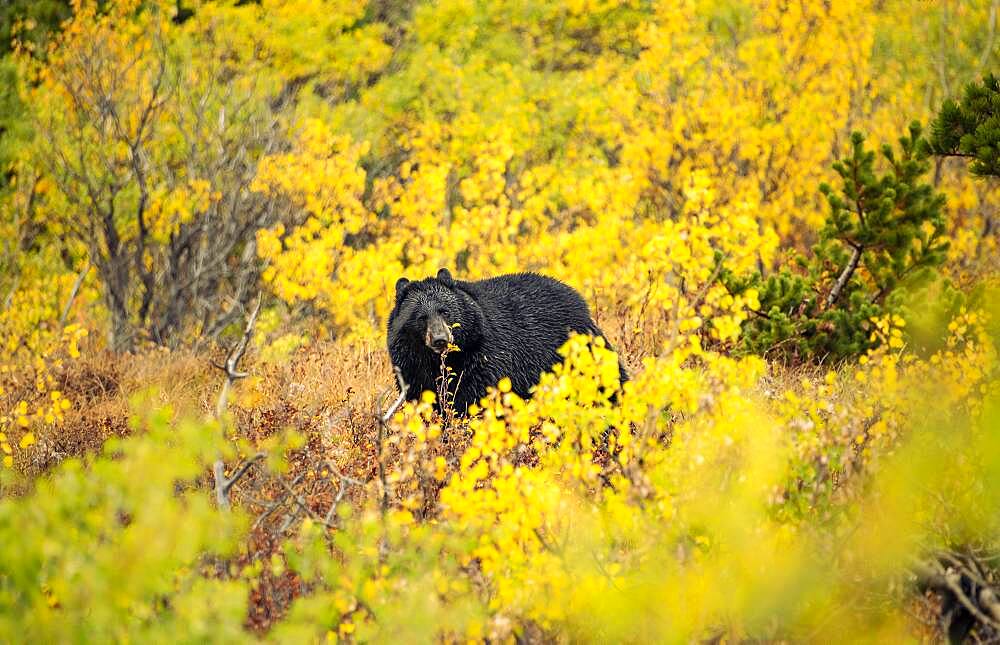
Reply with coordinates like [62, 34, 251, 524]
[387, 268, 627, 415]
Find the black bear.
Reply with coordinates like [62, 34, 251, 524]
[387, 268, 627, 415]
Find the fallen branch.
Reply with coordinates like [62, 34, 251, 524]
[914, 551, 1000, 641]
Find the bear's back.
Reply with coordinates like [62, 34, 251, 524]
[461, 272, 592, 323]
[455, 272, 600, 365]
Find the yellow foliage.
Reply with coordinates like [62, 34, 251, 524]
[0, 303, 88, 467]
[2, 0, 999, 640]
[254, 0, 998, 347]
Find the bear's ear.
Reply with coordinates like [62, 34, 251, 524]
[394, 277, 410, 299]
[436, 268, 453, 284]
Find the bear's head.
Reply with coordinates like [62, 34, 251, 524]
[390, 268, 481, 355]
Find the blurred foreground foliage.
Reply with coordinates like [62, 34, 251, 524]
[0, 404, 251, 642]
[0, 300, 998, 641]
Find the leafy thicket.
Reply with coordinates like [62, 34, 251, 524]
[0, 1, 74, 57]
[5, 0, 997, 354]
[725, 124, 950, 362]
[0, 0, 78, 189]
[15, 4, 295, 351]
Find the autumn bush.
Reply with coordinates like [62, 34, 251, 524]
[1, 0, 1000, 642]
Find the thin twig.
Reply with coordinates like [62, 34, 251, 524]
[320, 460, 366, 527]
[324, 460, 366, 487]
[59, 261, 90, 329]
[252, 498, 286, 530]
[381, 367, 409, 425]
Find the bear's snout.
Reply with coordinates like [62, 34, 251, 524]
[425, 316, 453, 353]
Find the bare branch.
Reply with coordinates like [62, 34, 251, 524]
[213, 452, 265, 511]
[373, 367, 409, 557]
[324, 460, 366, 487]
[59, 262, 91, 329]
[214, 294, 262, 418]
[915, 556, 1000, 633]
[825, 245, 862, 309]
[381, 367, 409, 426]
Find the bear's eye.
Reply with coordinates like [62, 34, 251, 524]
[415, 312, 427, 323]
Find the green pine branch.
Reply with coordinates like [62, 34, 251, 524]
[930, 73, 1000, 178]
[723, 123, 949, 364]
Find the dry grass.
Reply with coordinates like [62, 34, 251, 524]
[14, 339, 392, 477]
